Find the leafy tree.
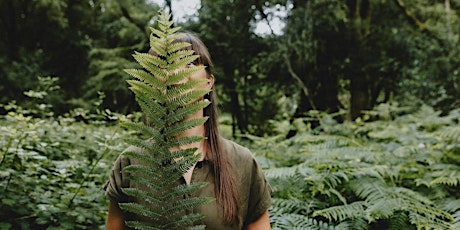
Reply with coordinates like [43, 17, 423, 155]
[0, 0, 96, 113]
[258, 0, 459, 126]
[81, 0, 159, 114]
[188, 0, 269, 135]
[0, 0, 160, 115]
[393, 0, 460, 112]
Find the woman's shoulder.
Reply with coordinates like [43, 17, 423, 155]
[220, 137, 255, 164]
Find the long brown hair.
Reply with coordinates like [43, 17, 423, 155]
[151, 32, 241, 225]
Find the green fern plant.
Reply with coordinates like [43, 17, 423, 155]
[118, 11, 212, 229]
[254, 105, 460, 229]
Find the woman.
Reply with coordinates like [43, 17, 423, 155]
[105, 32, 271, 229]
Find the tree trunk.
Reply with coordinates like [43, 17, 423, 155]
[228, 79, 248, 135]
[315, 64, 340, 113]
[350, 76, 370, 119]
[3, 0, 19, 59]
[222, 63, 248, 135]
[347, 0, 372, 120]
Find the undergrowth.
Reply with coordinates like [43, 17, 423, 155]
[1, 98, 459, 229]
[249, 104, 460, 229]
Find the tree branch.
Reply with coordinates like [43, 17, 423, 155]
[394, 0, 449, 55]
[394, 0, 427, 31]
[254, 0, 275, 35]
[282, 53, 317, 110]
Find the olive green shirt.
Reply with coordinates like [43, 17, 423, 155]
[105, 138, 271, 229]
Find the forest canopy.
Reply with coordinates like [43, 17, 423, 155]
[0, 0, 458, 135]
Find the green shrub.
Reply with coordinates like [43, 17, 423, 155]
[0, 104, 127, 229]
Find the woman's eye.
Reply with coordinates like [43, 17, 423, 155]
[187, 62, 196, 67]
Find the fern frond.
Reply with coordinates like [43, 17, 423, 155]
[122, 165, 163, 184]
[184, 222, 207, 230]
[166, 26, 182, 36]
[166, 84, 209, 109]
[453, 209, 460, 230]
[122, 187, 161, 205]
[167, 55, 202, 72]
[123, 149, 162, 168]
[166, 101, 211, 124]
[270, 198, 319, 215]
[118, 10, 211, 229]
[119, 202, 161, 220]
[157, 12, 174, 31]
[431, 176, 460, 186]
[162, 154, 201, 179]
[165, 213, 206, 230]
[166, 86, 209, 107]
[265, 166, 301, 179]
[166, 148, 199, 162]
[121, 122, 162, 140]
[166, 197, 214, 216]
[305, 170, 349, 197]
[165, 78, 208, 98]
[313, 201, 367, 222]
[335, 217, 369, 230]
[133, 95, 164, 128]
[133, 91, 166, 120]
[123, 175, 162, 192]
[441, 198, 460, 213]
[125, 220, 160, 230]
[439, 125, 460, 142]
[123, 135, 164, 151]
[271, 213, 339, 230]
[365, 197, 402, 220]
[166, 65, 206, 86]
[149, 37, 167, 57]
[124, 68, 166, 91]
[132, 52, 168, 76]
[166, 136, 205, 149]
[163, 182, 209, 200]
[165, 117, 208, 138]
[408, 211, 453, 230]
[167, 43, 195, 58]
[168, 89, 209, 108]
[350, 177, 454, 228]
[350, 177, 387, 202]
[429, 164, 460, 186]
[127, 79, 165, 104]
[150, 27, 166, 40]
[386, 211, 410, 230]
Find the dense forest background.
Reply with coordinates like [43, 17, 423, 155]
[1, 0, 459, 136]
[1, 0, 460, 229]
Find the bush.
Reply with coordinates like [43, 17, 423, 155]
[0, 105, 127, 229]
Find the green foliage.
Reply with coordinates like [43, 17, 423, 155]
[117, 11, 212, 229]
[248, 103, 460, 229]
[82, 0, 159, 114]
[1, 92, 459, 229]
[0, 103, 126, 229]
